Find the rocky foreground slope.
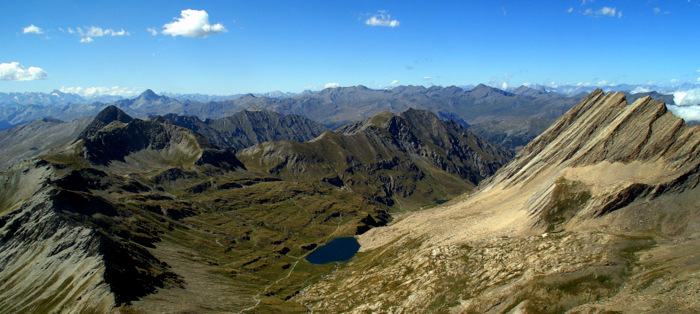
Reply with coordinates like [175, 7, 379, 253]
[297, 90, 700, 312]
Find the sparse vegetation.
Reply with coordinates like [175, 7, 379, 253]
[538, 177, 592, 232]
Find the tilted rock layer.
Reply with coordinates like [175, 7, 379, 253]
[297, 90, 700, 312]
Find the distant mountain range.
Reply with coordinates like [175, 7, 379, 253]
[0, 85, 688, 151]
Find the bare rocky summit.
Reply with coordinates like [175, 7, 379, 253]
[296, 90, 700, 312]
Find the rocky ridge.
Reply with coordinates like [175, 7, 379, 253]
[296, 90, 700, 312]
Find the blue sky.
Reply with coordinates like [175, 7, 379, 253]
[1, 0, 699, 96]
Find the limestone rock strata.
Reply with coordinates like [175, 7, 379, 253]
[296, 90, 700, 312]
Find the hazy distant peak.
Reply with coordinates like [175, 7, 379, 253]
[137, 89, 159, 100]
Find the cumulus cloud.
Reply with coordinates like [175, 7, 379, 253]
[0, 62, 47, 81]
[661, 87, 700, 122]
[584, 6, 622, 18]
[390, 80, 399, 85]
[365, 10, 400, 27]
[59, 86, 140, 98]
[674, 89, 700, 107]
[23, 24, 44, 34]
[162, 9, 227, 38]
[147, 27, 158, 36]
[76, 26, 129, 43]
[667, 104, 700, 121]
[324, 82, 340, 89]
[599, 7, 616, 17]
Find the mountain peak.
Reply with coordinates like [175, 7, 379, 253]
[78, 105, 133, 140]
[137, 89, 159, 100]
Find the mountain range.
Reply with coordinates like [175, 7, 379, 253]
[0, 104, 512, 312]
[0, 86, 697, 312]
[1, 85, 682, 152]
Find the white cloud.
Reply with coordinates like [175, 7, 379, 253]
[653, 7, 670, 15]
[162, 9, 227, 38]
[673, 89, 700, 107]
[567, 7, 574, 13]
[597, 80, 609, 86]
[23, 24, 44, 34]
[147, 27, 157, 36]
[423, 76, 431, 80]
[324, 82, 340, 89]
[667, 104, 700, 121]
[59, 86, 140, 98]
[365, 10, 400, 27]
[0, 62, 47, 81]
[584, 7, 622, 18]
[390, 80, 399, 85]
[631, 86, 651, 94]
[75, 26, 129, 43]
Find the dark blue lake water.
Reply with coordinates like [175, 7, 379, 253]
[305, 237, 361, 264]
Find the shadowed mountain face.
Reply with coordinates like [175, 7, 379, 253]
[296, 90, 700, 312]
[238, 109, 513, 209]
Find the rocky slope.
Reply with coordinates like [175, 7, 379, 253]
[296, 90, 700, 312]
[237, 109, 512, 210]
[0, 117, 91, 170]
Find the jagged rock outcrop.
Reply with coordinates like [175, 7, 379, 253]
[296, 90, 700, 312]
